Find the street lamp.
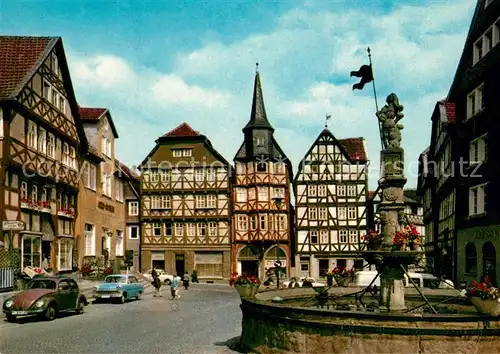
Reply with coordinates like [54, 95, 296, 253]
[273, 196, 283, 289]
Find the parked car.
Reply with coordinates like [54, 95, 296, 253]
[282, 277, 325, 288]
[2, 276, 87, 323]
[142, 269, 180, 285]
[93, 274, 144, 303]
[352, 270, 454, 289]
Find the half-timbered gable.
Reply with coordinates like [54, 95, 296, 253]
[0, 36, 89, 273]
[294, 128, 367, 278]
[232, 67, 293, 279]
[138, 123, 231, 279]
[75, 107, 126, 270]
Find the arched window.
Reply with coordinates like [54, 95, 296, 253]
[238, 246, 258, 259]
[465, 242, 477, 274]
[265, 246, 286, 259]
[482, 241, 497, 285]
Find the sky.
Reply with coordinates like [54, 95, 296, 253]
[0, 0, 476, 190]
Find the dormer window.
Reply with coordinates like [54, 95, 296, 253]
[256, 137, 265, 146]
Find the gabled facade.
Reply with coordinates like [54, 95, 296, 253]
[0, 36, 88, 272]
[232, 68, 293, 279]
[139, 123, 232, 279]
[116, 159, 141, 271]
[445, 0, 500, 285]
[294, 129, 368, 278]
[75, 107, 126, 270]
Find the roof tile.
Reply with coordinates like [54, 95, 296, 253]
[338, 137, 367, 161]
[0, 36, 53, 99]
[162, 122, 200, 138]
[79, 107, 107, 121]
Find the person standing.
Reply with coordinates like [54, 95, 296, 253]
[182, 272, 190, 290]
[152, 267, 162, 297]
[171, 274, 180, 299]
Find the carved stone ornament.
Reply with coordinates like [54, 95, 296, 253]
[383, 187, 403, 202]
[376, 93, 405, 150]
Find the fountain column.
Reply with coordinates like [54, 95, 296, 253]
[376, 93, 407, 312]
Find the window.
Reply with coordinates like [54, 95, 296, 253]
[318, 185, 327, 197]
[21, 181, 28, 199]
[151, 171, 158, 182]
[257, 161, 267, 172]
[207, 195, 216, 208]
[69, 146, 76, 169]
[320, 230, 329, 244]
[238, 216, 247, 230]
[38, 127, 47, 154]
[338, 207, 346, 219]
[84, 163, 97, 190]
[469, 183, 487, 216]
[22, 236, 41, 268]
[339, 230, 348, 243]
[57, 238, 73, 270]
[279, 215, 286, 230]
[43, 80, 51, 101]
[260, 215, 266, 230]
[41, 188, 47, 203]
[347, 185, 356, 197]
[207, 169, 215, 181]
[62, 142, 69, 165]
[208, 222, 217, 236]
[128, 201, 139, 216]
[31, 185, 38, 203]
[153, 223, 162, 237]
[275, 162, 284, 174]
[198, 223, 206, 236]
[165, 223, 173, 237]
[47, 133, 55, 158]
[349, 230, 358, 243]
[187, 223, 195, 237]
[348, 207, 357, 219]
[318, 207, 327, 220]
[474, 38, 483, 64]
[310, 231, 318, 244]
[128, 226, 139, 240]
[196, 195, 206, 209]
[195, 169, 204, 181]
[467, 84, 484, 118]
[27, 121, 38, 149]
[183, 149, 192, 157]
[114, 230, 124, 256]
[101, 136, 111, 156]
[115, 178, 124, 202]
[308, 185, 316, 196]
[272, 188, 284, 199]
[258, 188, 268, 201]
[59, 96, 66, 114]
[173, 149, 182, 157]
[251, 215, 257, 230]
[308, 207, 317, 220]
[175, 223, 183, 236]
[469, 134, 488, 164]
[101, 172, 112, 196]
[159, 170, 170, 183]
[236, 189, 246, 202]
[337, 185, 346, 196]
[465, 242, 477, 274]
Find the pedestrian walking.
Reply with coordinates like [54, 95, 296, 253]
[182, 272, 190, 290]
[171, 275, 180, 299]
[152, 267, 162, 297]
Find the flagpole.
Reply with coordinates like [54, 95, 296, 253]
[367, 47, 384, 150]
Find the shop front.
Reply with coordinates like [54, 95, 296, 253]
[194, 251, 223, 279]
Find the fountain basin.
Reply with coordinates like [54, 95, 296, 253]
[240, 288, 500, 353]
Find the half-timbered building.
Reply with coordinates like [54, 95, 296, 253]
[139, 123, 231, 279]
[0, 36, 89, 272]
[75, 107, 126, 269]
[232, 67, 293, 279]
[294, 129, 368, 279]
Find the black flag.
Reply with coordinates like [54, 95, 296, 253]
[350, 64, 373, 90]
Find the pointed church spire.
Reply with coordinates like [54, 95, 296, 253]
[243, 63, 274, 132]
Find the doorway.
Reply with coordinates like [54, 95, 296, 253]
[483, 241, 497, 286]
[241, 260, 258, 277]
[175, 254, 185, 276]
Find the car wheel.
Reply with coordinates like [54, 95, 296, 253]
[165, 279, 171, 285]
[44, 305, 57, 321]
[75, 300, 85, 314]
[136, 291, 142, 300]
[6, 314, 16, 323]
[119, 293, 127, 304]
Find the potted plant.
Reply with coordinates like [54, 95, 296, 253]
[229, 272, 261, 298]
[191, 270, 199, 283]
[466, 277, 500, 316]
[392, 231, 409, 250]
[362, 229, 383, 250]
[332, 267, 355, 287]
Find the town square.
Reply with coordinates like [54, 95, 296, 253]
[1, 0, 500, 353]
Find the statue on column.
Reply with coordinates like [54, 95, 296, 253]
[376, 93, 405, 150]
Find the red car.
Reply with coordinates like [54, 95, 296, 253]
[2, 276, 88, 322]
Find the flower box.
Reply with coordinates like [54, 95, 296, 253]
[235, 284, 260, 298]
[470, 297, 500, 316]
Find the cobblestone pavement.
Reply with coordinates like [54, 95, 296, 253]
[0, 283, 243, 354]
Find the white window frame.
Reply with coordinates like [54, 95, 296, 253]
[207, 195, 216, 208]
[47, 133, 55, 158]
[27, 121, 38, 149]
[115, 230, 124, 256]
[347, 185, 356, 197]
[128, 201, 139, 216]
[320, 230, 329, 244]
[207, 169, 216, 181]
[187, 223, 195, 237]
[318, 185, 327, 197]
[308, 185, 316, 197]
[115, 178, 124, 202]
[318, 207, 327, 220]
[69, 146, 76, 169]
[62, 142, 69, 165]
[173, 149, 182, 157]
[258, 187, 268, 201]
[310, 230, 318, 244]
[208, 222, 217, 236]
[236, 189, 246, 202]
[31, 185, 38, 203]
[348, 207, 357, 219]
[308, 207, 317, 220]
[174, 223, 183, 236]
[337, 185, 346, 196]
[84, 223, 96, 256]
[182, 149, 192, 157]
[161, 195, 171, 209]
[338, 207, 347, 220]
[21, 181, 28, 199]
[153, 223, 162, 237]
[195, 169, 204, 181]
[469, 183, 487, 216]
[197, 223, 206, 237]
[38, 127, 47, 154]
[128, 225, 139, 240]
[238, 216, 248, 231]
[349, 230, 358, 244]
[196, 195, 206, 209]
[467, 83, 484, 118]
[469, 134, 488, 164]
[84, 163, 97, 190]
[339, 230, 348, 243]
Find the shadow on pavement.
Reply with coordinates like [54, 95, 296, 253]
[3, 311, 78, 324]
[214, 336, 246, 353]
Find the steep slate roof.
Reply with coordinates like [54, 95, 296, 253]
[78, 106, 119, 138]
[243, 67, 274, 132]
[0, 36, 54, 99]
[162, 122, 200, 138]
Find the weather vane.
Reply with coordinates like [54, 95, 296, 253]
[325, 114, 331, 128]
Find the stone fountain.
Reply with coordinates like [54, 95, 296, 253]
[236, 94, 500, 354]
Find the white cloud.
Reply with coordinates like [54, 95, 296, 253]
[67, 0, 475, 190]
